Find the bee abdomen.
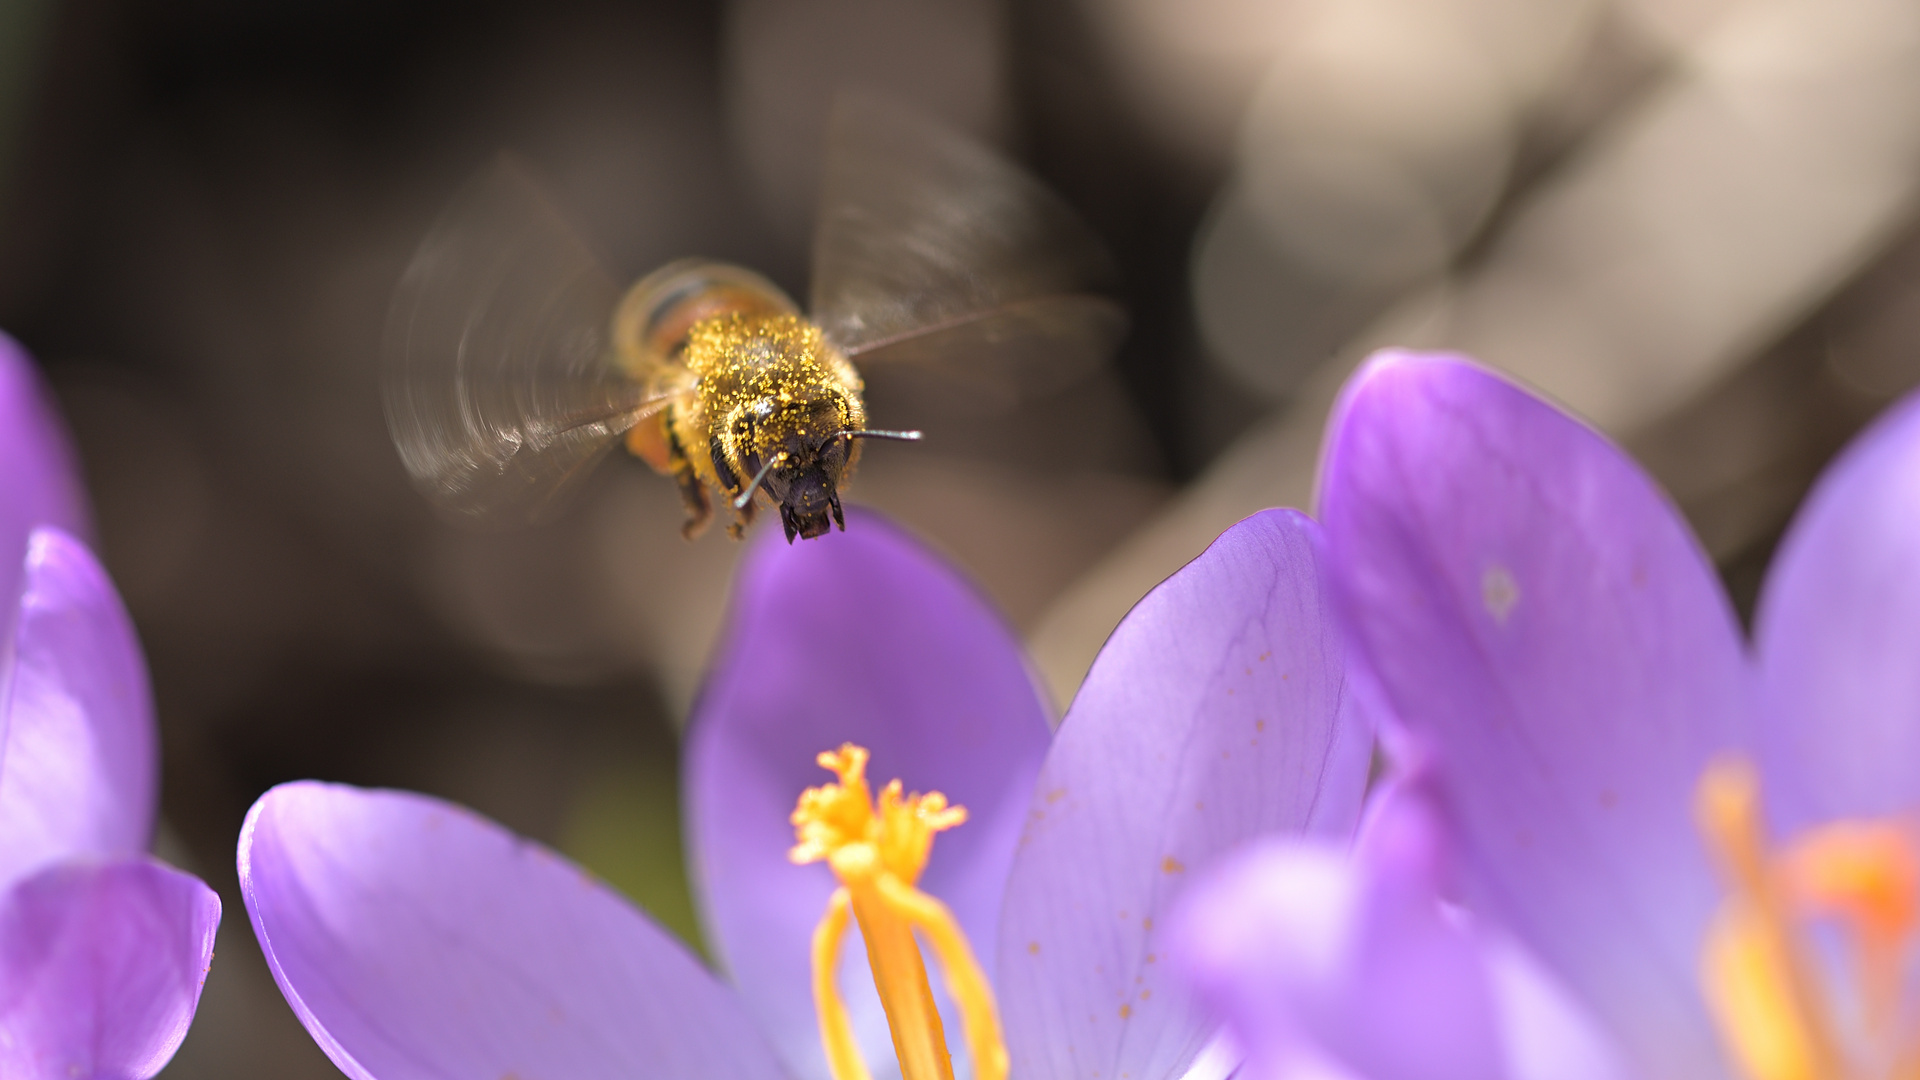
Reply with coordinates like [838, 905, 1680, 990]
[611, 259, 799, 379]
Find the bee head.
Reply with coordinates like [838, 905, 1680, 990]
[720, 395, 921, 543]
[774, 466, 842, 542]
[760, 420, 853, 544]
[725, 398, 854, 543]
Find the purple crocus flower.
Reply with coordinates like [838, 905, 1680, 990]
[0, 334, 222, 1079]
[1174, 349, 1920, 1080]
[0, 331, 89, 620]
[237, 507, 1372, 1080]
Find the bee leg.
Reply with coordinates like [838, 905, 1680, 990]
[675, 463, 711, 540]
[829, 492, 845, 532]
[779, 505, 799, 544]
[662, 409, 712, 540]
[727, 498, 757, 541]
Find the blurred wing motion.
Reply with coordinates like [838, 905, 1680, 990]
[810, 96, 1127, 403]
[383, 158, 660, 525]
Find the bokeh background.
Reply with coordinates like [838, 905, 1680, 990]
[1, 0, 1917, 1074]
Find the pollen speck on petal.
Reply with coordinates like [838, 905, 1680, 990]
[1482, 565, 1520, 624]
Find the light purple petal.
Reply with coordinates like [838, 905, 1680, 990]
[0, 855, 220, 1080]
[0, 334, 90, 627]
[1318, 351, 1747, 1080]
[1175, 777, 1633, 1080]
[239, 781, 790, 1080]
[0, 528, 156, 889]
[685, 509, 1051, 1080]
[1755, 388, 1920, 828]
[1172, 797, 1505, 1080]
[995, 509, 1372, 1080]
[1478, 920, 1638, 1080]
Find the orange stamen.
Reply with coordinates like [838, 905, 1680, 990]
[1696, 757, 1920, 1080]
[791, 744, 1006, 1080]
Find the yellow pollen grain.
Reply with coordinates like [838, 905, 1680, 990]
[1481, 565, 1520, 623]
[1162, 856, 1185, 874]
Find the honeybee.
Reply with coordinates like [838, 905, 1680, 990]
[383, 98, 1125, 542]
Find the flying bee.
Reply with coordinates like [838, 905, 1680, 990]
[608, 259, 910, 541]
[383, 98, 1126, 542]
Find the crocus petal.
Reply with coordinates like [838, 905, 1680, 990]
[1172, 811, 1505, 1080]
[1174, 778, 1632, 1080]
[0, 334, 89, 624]
[0, 528, 156, 889]
[0, 855, 220, 1080]
[1477, 920, 1637, 1080]
[1755, 388, 1920, 827]
[995, 509, 1372, 1080]
[685, 510, 1051, 1080]
[239, 781, 789, 1080]
[1318, 351, 1747, 1080]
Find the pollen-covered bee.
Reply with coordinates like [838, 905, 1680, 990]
[383, 99, 1125, 542]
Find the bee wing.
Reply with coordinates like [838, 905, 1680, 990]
[838, 293, 1127, 405]
[383, 158, 668, 526]
[809, 96, 1125, 400]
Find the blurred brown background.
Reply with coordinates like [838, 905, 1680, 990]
[0, 0, 1916, 1075]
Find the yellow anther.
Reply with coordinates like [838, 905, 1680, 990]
[1696, 757, 1920, 1080]
[1784, 821, 1920, 1041]
[1698, 758, 1769, 893]
[791, 744, 1006, 1080]
[813, 890, 872, 1080]
[1702, 899, 1822, 1080]
[1696, 758, 1845, 1080]
[1783, 821, 1919, 943]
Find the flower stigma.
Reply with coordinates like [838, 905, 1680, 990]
[1696, 757, 1920, 1080]
[791, 744, 1009, 1080]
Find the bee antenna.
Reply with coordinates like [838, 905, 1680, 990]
[838, 428, 924, 443]
[733, 456, 782, 511]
